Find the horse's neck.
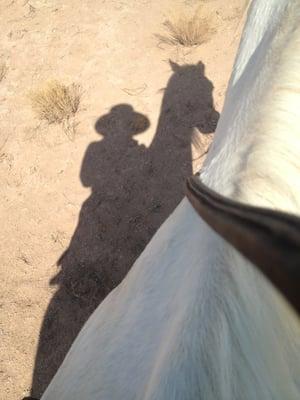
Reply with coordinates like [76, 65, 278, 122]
[202, 0, 300, 214]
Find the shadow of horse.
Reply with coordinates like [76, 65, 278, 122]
[29, 60, 219, 398]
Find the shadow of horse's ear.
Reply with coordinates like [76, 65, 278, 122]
[169, 59, 181, 72]
[197, 61, 205, 73]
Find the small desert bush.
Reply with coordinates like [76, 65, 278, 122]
[29, 80, 81, 124]
[0, 63, 8, 82]
[158, 10, 215, 47]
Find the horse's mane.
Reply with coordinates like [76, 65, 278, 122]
[202, 1, 300, 214]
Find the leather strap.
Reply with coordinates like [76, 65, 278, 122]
[185, 175, 300, 315]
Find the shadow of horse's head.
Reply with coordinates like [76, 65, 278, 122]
[162, 60, 219, 134]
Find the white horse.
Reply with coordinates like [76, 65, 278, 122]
[40, 0, 300, 399]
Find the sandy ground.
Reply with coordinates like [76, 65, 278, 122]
[0, 1, 244, 398]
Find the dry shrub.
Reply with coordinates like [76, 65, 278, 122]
[0, 63, 8, 82]
[158, 9, 215, 47]
[29, 80, 81, 124]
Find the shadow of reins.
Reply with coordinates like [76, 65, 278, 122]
[185, 174, 300, 316]
[21, 175, 300, 400]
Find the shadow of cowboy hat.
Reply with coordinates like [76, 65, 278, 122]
[95, 104, 150, 136]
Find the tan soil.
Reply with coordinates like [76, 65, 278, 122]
[0, 1, 245, 398]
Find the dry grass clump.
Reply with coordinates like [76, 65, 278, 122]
[0, 63, 8, 82]
[158, 10, 215, 47]
[29, 80, 81, 124]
